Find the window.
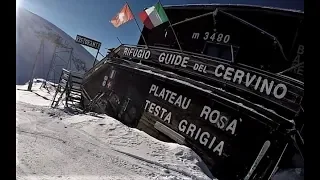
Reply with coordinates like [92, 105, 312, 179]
[204, 42, 239, 63]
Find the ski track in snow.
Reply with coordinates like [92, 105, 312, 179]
[16, 81, 214, 180]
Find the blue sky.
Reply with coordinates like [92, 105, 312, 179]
[18, 0, 303, 60]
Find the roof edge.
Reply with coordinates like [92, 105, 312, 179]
[163, 4, 304, 14]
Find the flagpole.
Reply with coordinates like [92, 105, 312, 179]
[117, 37, 123, 44]
[126, 2, 148, 48]
[158, 1, 183, 52]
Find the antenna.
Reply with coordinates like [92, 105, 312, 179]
[40, 33, 73, 89]
[117, 37, 123, 45]
[38, 31, 87, 90]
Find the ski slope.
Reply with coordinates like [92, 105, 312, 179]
[16, 80, 215, 180]
[16, 8, 94, 85]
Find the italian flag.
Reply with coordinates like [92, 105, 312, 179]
[139, 2, 169, 30]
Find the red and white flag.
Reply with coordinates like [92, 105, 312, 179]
[110, 3, 134, 28]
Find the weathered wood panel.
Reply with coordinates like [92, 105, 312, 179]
[82, 60, 294, 180]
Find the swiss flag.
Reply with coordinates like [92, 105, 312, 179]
[110, 3, 134, 28]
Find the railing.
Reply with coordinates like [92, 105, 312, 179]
[83, 45, 122, 79]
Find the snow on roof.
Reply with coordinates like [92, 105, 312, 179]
[163, 3, 304, 14]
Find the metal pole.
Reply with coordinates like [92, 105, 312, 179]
[41, 44, 58, 89]
[159, 1, 183, 52]
[267, 143, 288, 180]
[126, 2, 149, 48]
[300, 124, 304, 133]
[98, 51, 105, 58]
[93, 48, 100, 67]
[28, 39, 44, 91]
[170, 11, 215, 27]
[244, 140, 271, 180]
[167, 19, 183, 52]
[277, 61, 304, 75]
[230, 45, 234, 63]
[219, 9, 288, 62]
[67, 48, 73, 70]
[27, 57, 38, 91]
[117, 37, 123, 44]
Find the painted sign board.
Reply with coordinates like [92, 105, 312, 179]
[82, 60, 293, 180]
[138, 5, 304, 81]
[75, 35, 101, 50]
[114, 45, 304, 120]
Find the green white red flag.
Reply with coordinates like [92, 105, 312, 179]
[139, 2, 169, 30]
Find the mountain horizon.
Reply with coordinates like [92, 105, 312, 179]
[16, 7, 95, 85]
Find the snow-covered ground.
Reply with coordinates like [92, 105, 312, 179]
[16, 79, 304, 180]
[16, 80, 215, 180]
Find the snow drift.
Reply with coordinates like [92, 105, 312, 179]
[16, 80, 303, 180]
[16, 80, 215, 180]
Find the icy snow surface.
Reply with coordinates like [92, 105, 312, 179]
[16, 80, 215, 180]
